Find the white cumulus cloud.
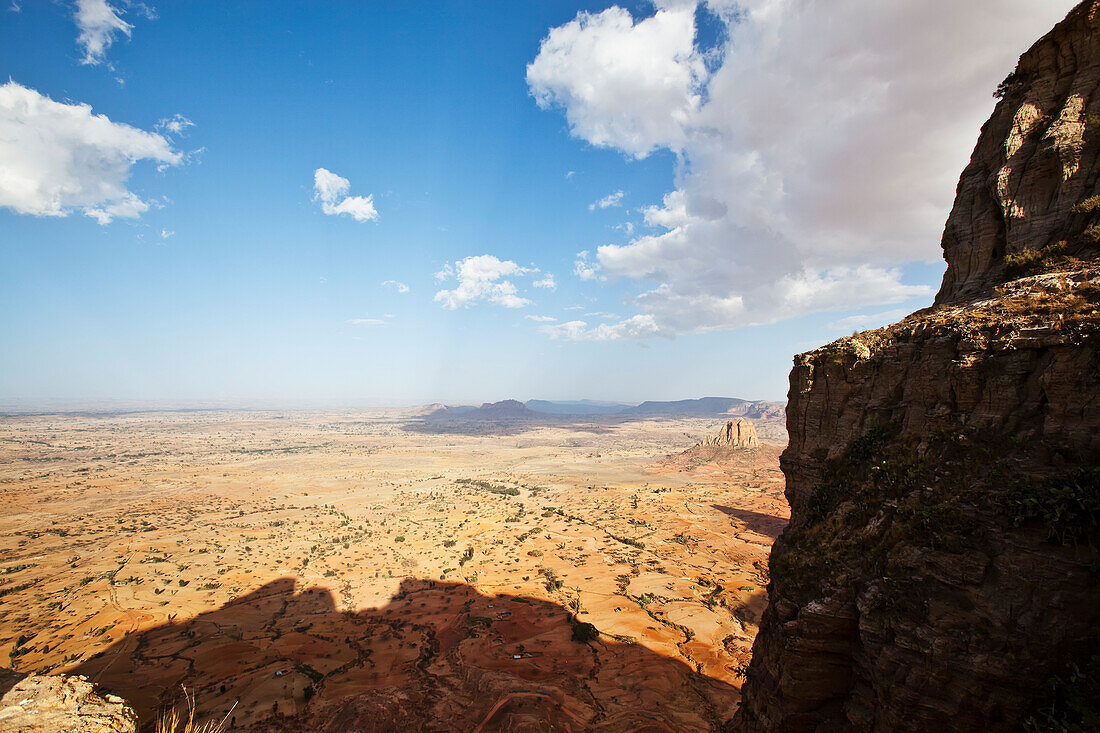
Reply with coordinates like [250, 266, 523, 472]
[0, 81, 182, 223]
[313, 168, 378, 222]
[527, 3, 704, 158]
[525, 315, 558, 322]
[434, 255, 537, 310]
[529, 0, 1075, 338]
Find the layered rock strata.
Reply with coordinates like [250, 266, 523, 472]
[735, 3, 1100, 731]
[701, 419, 760, 450]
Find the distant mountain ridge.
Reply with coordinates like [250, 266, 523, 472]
[427, 399, 535, 419]
[623, 397, 783, 419]
[524, 399, 634, 415]
[423, 397, 784, 420]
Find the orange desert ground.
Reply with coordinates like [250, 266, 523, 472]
[0, 410, 787, 730]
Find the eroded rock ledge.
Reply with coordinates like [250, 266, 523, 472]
[0, 670, 137, 732]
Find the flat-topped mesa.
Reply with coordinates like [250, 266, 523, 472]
[937, 0, 1100, 304]
[700, 418, 759, 449]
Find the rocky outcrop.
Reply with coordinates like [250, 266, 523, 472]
[701, 419, 759, 449]
[735, 3, 1100, 731]
[0, 671, 137, 732]
[938, 0, 1100, 304]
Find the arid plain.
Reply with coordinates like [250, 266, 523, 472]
[0, 410, 787, 731]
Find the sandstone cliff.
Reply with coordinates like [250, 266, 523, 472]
[701, 419, 760, 450]
[734, 3, 1100, 731]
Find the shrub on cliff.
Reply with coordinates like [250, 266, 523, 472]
[570, 617, 599, 643]
[1006, 467, 1100, 546]
[1023, 656, 1100, 733]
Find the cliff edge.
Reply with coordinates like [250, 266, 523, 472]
[734, 3, 1100, 731]
[0, 670, 137, 732]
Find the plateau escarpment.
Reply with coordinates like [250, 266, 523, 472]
[735, 3, 1100, 731]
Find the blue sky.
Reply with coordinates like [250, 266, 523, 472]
[0, 1, 1075, 409]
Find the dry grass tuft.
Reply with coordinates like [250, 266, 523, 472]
[155, 687, 236, 733]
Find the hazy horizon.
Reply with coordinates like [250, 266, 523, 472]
[0, 393, 787, 415]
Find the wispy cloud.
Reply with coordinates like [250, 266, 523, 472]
[573, 250, 603, 281]
[532, 274, 556, 290]
[588, 189, 624, 210]
[347, 316, 387, 326]
[313, 168, 378, 223]
[525, 314, 557, 323]
[155, 114, 194, 137]
[74, 0, 134, 66]
[827, 308, 911, 333]
[381, 279, 409, 293]
[540, 314, 662, 341]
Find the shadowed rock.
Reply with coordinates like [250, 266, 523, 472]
[735, 3, 1100, 731]
[74, 577, 740, 732]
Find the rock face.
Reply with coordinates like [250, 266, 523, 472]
[0, 671, 137, 732]
[938, 1, 1100, 304]
[701, 419, 759, 449]
[734, 3, 1100, 731]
